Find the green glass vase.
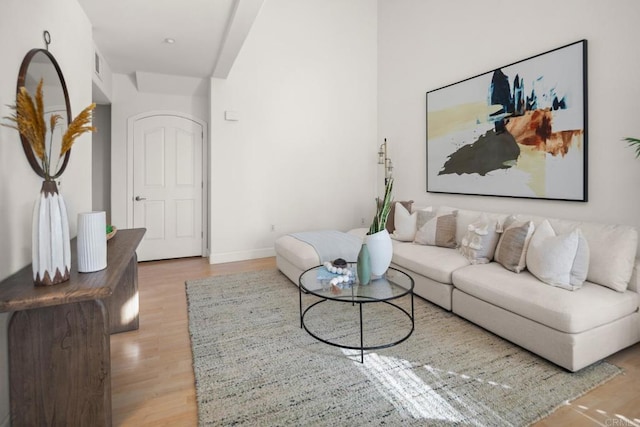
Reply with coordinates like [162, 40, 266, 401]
[357, 243, 371, 285]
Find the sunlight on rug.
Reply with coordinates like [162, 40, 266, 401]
[347, 351, 469, 423]
[186, 270, 621, 426]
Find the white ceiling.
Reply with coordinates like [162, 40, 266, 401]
[78, 0, 264, 79]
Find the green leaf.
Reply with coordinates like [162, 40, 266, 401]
[368, 178, 394, 235]
[623, 137, 640, 159]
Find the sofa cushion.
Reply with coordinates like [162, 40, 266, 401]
[392, 243, 469, 284]
[494, 217, 535, 273]
[276, 228, 369, 272]
[274, 235, 322, 271]
[452, 263, 640, 334]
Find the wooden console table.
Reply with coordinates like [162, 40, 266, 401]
[0, 228, 145, 426]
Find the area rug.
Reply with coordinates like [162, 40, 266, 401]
[186, 270, 621, 426]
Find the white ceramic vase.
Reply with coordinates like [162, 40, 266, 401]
[365, 229, 393, 276]
[32, 180, 71, 286]
[77, 211, 107, 273]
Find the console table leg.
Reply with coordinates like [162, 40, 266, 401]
[8, 299, 111, 426]
[107, 252, 139, 333]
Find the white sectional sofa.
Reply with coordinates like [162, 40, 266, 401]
[274, 205, 640, 372]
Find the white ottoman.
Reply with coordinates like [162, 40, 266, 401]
[275, 228, 367, 285]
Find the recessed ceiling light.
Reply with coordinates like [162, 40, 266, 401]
[164, 38, 175, 44]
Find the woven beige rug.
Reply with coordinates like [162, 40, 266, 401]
[186, 270, 620, 426]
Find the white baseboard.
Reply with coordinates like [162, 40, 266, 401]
[209, 247, 275, 264]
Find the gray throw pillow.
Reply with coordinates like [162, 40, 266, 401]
[494, 216, 535, 273]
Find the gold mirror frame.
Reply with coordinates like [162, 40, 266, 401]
[17, 48, 72, 179]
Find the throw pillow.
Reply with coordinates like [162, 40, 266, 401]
[414, 210, 458, 248]
[526, 220, 590, 290]
[571, 230, 590, 287]
[415, 208, 435, 231]
[379, 200, 413, 234]
[392, 202, 417, 241]
[458, 214, 500, 264]
[494, 216, 535, 273]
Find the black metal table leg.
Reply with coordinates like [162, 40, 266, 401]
[299, 283, 303, 328]
[359, 303, 364, 363]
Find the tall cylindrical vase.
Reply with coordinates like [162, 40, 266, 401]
[32, 180, 71, 286]
[357, 243, 371, 285]
[77, 211, 107, 273]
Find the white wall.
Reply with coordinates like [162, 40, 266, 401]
[0, 0, 93, 424]
[378, 0, 640, 232]
[92, 105, 111, 221]
[110, 73, 209, 231]
[92, 42, 113, 104]
[209, 0, 378, 263]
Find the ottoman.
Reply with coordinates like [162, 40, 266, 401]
[275, 228, 367, 285]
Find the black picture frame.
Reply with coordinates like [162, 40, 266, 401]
[426, 40, 588, 201]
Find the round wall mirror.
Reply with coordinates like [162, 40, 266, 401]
[17, 48, 72, 179]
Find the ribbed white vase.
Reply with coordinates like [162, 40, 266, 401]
[77, 211, 107, 273]
[32, 180, 71, 286]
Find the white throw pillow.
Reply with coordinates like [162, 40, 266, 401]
[526, 220, 589, 290]
[391, 202, 417, 241]
[458, 214, 500, 264]
[494, 216, 535, 273]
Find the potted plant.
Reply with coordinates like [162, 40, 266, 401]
[623, 137, 640, 158]
[365, 178, 394, 277]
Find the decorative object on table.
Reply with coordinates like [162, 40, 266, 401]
[322, 261, 350, 276]
[426, 39, 587, 201]
[331, 258, 347, 269]
[106, 224, 117, 240]
[365, 177, 394, 276]
[356, 243, 371, 285]
[321, 261, 354, 288]
[31, 180, 71, 285]
[2, 33, 96, 285]
[77, 211, 108, 273]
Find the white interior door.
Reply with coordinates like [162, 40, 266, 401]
[132, 115, 203, 261]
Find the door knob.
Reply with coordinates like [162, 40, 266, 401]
[135, 196, 147, 201]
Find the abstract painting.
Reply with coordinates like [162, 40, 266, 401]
[426, 40, 587, 201]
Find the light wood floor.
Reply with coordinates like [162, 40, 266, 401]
[111, 256, 640, 426]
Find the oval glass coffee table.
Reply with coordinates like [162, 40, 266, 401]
[298, 263, 414, 363]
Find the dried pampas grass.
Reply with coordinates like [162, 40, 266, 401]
[3, 78, 96, 179]
[61, 103, 96, 157]
[5, 81, 47, 163]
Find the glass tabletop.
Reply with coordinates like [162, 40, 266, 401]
[299, 262, 414, 303]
